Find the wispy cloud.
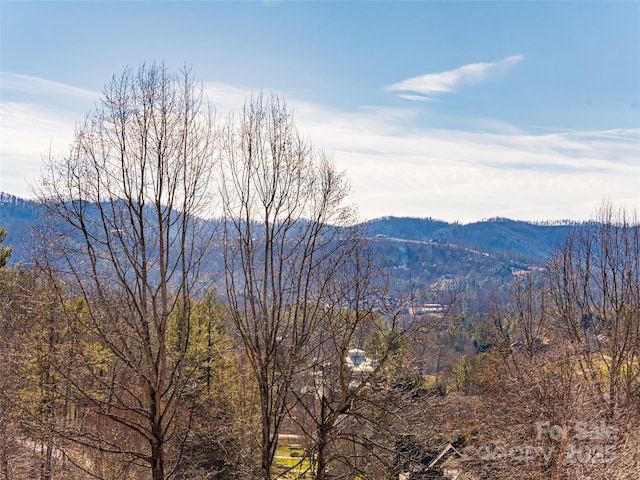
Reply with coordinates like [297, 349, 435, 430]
[1, 72, 98, 102]
[286, 98, 639, 222]
[2, 74, 637, 223]
[0, 101, 79, 195]
[386, 54, 524, 100]
[0, 73, 100, 196]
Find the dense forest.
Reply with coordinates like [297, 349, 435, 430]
[1, 64, 639, 480]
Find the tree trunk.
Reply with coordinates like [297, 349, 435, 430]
[151, 441, 164, 480]
[316, 424, 328, 480]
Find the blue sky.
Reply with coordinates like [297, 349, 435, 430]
[1, 1, 639, 222]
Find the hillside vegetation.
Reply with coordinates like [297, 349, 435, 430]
[2, 194, 572, 310]
[0, 64, 638, 480]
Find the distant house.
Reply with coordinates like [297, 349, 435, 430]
[398, 441, 476, 480]
[408, 303, 447, 316]
[345, 348, 375, 374]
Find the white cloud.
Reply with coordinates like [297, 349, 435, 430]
[386, 54, 524, 100]
[0, 102, 78, 196]
[395, 93, 435, 102]
[203, 81, 255, 116]
[2, 74, 637, 223]
[0, 73, 99, 196]
[1, 72, 98, 102]
[285, 98, 639, 222]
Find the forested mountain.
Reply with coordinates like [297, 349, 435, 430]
[1, 193, 573, 265]
[365, 215, 575, 261]
[0, 193, 43, 263]
[1, 194, 573, 299]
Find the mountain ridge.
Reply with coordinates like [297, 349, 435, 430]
[2, 193, 576, 264]
[1, 193, 575, 312]
[362, 215, 575, 261]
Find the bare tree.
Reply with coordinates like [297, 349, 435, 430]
[286, 238, 403, 480]
[34, 63, 217, 480]
[458, 201, 640, 479]
[219, 93, 357, 479]
[511, 270, 551, 358]
[548, 201, 640, 415]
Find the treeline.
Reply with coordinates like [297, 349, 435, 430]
[0, 64, 639, 480]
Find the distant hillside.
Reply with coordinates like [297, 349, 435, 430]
[360, 216, 579, 312]
[2, 194, 579, 312]
[0, 193, 43, 264]
[363, 216, 451, 241]
[363, 216, 574, 261]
